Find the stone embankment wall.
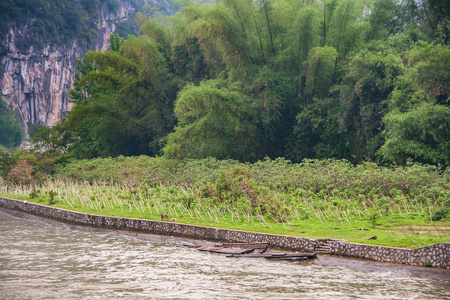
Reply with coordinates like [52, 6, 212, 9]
[1, 197, 448, 269]
[328, 240, 448, 269]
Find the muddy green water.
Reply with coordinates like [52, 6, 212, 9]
[0, 210, 448, 299]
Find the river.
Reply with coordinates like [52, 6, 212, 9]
[0, 209, 448, 299]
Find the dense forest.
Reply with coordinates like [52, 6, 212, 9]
[2, 0, 450, 167]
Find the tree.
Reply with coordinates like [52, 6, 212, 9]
[0, 95, 23, 148]
[32, 121, 71, 154]
[67, 35, 177, 157]
[378, 41, 450, 166]
[388, 42, 449, 112]
[303, 46, 338, 102]
[139, 18, 172, 59]
[332, 45, 403, 162]
[287, 96, 348, 162]
[47, 0, 447, 166]
[291, 5, 321, 101]
[194, 3, 255, 80]
[247, 67, 294, 159]
[366, 0, 402, 42]
[109, 33, 123, 52]
[171, 4, 212, 84]
[163, 80, 258, 161]
[328, 0, 368, 82]
[379, 103, 450, 166]
[407, 42, 450, 105]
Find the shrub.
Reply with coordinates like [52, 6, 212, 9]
[431, 208, 448, 221]
[7, 160, 34, 184]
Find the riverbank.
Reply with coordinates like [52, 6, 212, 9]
[2, 207, 449, 283]
[1, 196, 448, 270]
[2, 175, 449, 249]
[3, 210, 449, 300]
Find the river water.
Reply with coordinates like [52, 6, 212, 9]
[0, 210, 449, 300]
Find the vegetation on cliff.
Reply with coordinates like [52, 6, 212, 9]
[0, 0, 176, 51]
[0, 0, 119, 50]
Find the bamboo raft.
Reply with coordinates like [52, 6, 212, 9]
[183, 242, 317, 261]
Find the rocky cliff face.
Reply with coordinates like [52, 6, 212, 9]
[0, 1, 139, 136]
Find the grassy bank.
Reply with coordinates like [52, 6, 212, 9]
[1, 157, 449, 248]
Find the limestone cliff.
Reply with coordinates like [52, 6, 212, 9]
[0, 1, 141, 136]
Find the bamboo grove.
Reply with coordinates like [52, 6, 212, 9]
[27, 0, 450, 166]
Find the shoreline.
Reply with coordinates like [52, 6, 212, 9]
[2, 206, 449, 282]
[1, 196, 449, 270]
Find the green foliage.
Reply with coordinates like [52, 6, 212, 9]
[57, 156, 239, 187]
[163, 80, 258, 161]
[32, 122, 72, 154]
[109, 33, 123, 52]
[0, 0, 178, 51]
[139, 18, 171, 55]
[27, 0, 450, 168]
[172, 35, 211, 84]
[406, 42, 450, 105]
[431, 208, 448, 221]
[247, 67, 294, 158]
[0, 95, 23, 148]
[56, 156, 450, 208]
[3, 156, 449, 248]
[380, 103, 450, 166]
[303, 46, 337, 101]
[366, 0, 403, 41]
[332, 45, 403, 162]
[0, 0, 118, 49]
[288, 97, 347, 161]
[48, 190, 57, 205]
[0, 149, 71, 185]
[67, 35, 178, 158]
[27, 122, 43, 139]
[3, 1, 450, 248]
[0, 149, 15, 179]
[379, 42, 450, 167]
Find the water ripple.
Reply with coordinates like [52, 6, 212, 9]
[0, 211, 448, 300]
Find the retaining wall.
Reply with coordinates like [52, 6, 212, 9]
[1, 197, 448, 269]
[328, 240, 448, 269]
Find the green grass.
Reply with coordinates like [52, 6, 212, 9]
[1, 175, 448, 249]
[2, 157, 449, 249]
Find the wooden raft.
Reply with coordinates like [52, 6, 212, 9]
[227, 252, 317, 260]
[183, 242, 316, 261]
